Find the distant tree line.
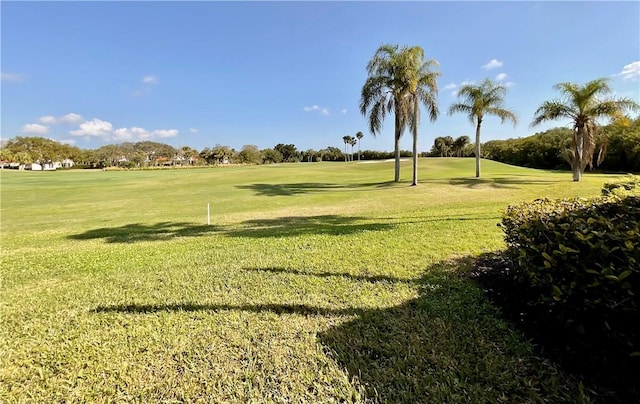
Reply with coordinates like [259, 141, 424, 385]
[0, 137, 414, 169]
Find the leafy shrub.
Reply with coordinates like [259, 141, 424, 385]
[602, 175, 640, 195]
[500, 193, 640, 360]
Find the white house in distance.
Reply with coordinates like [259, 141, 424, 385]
[20, 159, 74, 171]
[25, 163, 44, 170]
[61, 159, 74, 168]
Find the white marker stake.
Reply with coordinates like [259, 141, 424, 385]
[207, 202, 210, 225]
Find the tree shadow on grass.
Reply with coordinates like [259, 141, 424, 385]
[94, 302, 363, 317]
[229, 215, 395, 238]
[243, 267, 418, 285]
[68, 215, 395, 243]
[317, 258, 583, 403]
[388, 213, 502, 225]
[67, 222, 221, 243]
[236, 181, 397, 196]
[92, 257, 584, 402]
[424, 176, 558, 189]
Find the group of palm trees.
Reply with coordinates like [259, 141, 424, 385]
[431, 135, 471, 158]
[342, 132, 364, 162]
[360, 44, 639, 183]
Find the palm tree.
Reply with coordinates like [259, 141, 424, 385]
[453, 135, 470, 157]
[531, 78, 639, 181]
[432, 136, 445, 157]
[448, 78, 517, 178]
[405, 52, 439, 185]
[179, 145, 199, 165]
[0, 148, 14, 168]
[356, 131, 364, 161]
[435, 136, 454, 157]
[349, 137, 357, 161]
[360, 44, 439, 184]
[342, 135, 350, 162]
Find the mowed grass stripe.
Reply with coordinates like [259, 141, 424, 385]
[0, 159, 617, 402]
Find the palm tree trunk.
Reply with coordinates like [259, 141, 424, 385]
[475, 120, 482, 178]
[411, 126, 418, 186]
[394, 135, 401, 182]
[572, 127, 585, 181]
[394, 112, 402, 182]
[411, 102, 419, 186]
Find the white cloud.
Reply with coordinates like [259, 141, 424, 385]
[23, 112, 180, 143]
[504, 81, 514, 88]
[131, 75, 158, 97]
[341, 109, 347, 115]
[304, 105, 330, 116]
[142, 75, 158, 84]
[37, 113, 83, 126]
[614, 61, 640, 81]
[21, 123, 49, 135]
[482, 59, 503, 70]
[131, 127, 149, 135]
[495, 73, 508, 81]
[152, 129, 179, 138]
[1, 72, 27, 82]
[74, 124, 179, 141]
[443, 83, 457, 90]
[110, 127, 178, 141]
[70, 119, 114, 137]
[38, 115, 58, 124]
[113, 128, 133, 141]
[112, 126, 150, 141]
[189, 128, 199, 133]
[59, 113, 83, 124]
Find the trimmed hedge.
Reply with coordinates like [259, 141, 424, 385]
[500, 189, 640, 359]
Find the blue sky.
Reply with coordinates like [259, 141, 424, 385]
[2, 1, 639, 152]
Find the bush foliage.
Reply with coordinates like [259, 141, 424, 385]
[500, 187, 640, 361]
[602, 175, 640, 195]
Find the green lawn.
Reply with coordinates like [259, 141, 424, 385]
[0, 159, 620, 402]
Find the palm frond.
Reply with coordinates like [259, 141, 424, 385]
[360, 76, 389, 113]
[366, 44, 398, 75]
[583, 78, 613, 98]
[531, 101, 576, 128]
[553, 81, 579, 97]
[485, 107, 518, 126]
[368, 99, 388, 136]
[556, 79, 613, 115]
[448, 103, 475, 125]
[588, 98, 640, 119]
